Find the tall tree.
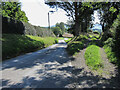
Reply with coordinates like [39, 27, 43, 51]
[98, 2, 120, 32]
[56, 22, 65, 34]
[45, 1, 95, 36]
[1, 2, 28, 22]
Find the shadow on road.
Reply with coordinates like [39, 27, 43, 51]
[1, 43, 120, 88]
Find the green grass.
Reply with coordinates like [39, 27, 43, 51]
[84, 45, 103, 70]
[66, 35, 89, 55]
[103, 38, 119, 65]
[2, 34, 57, 60]
[103, 45, 118, 64]
[67, 41, 84, 55]
[27, 35, 58, 47]
[56, 37, 65, 40]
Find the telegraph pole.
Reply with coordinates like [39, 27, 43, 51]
[48, 11, 55, 30]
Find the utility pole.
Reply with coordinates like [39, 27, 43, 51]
[48, 10, 55, 30]
[48, 12, 50, 30]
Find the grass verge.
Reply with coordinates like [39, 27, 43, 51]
[84, 45, 103, 70]
[67, 41, 84, 55]
[103, 45, 118, 64]
[2, 34, 57, 60]
[66, 35, 88, 55]
[27, 35, 58, 47]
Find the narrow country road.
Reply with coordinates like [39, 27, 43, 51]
[1, 39, 120, 88]
[1, 40, 75, 88]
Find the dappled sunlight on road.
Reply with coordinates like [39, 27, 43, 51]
[1, 40, 120, 88]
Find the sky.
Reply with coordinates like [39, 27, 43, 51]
[20, 0, 69, 27]
[20, 0, 100, 27]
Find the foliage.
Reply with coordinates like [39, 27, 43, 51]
[102, 13, 120, 66]
[104, 45, 118, 64]
[2, 34, 57, 60]
[51, 27, 62, 36]
[67, 41, 84, 55]
[2, 16, 55, 37]
[1, 2, 28, 22]
[76, 34, 88, 41]
[85, 45, 103, 70]
[45, 2, 95, 36]
[67, 34, 90, 55]
[98, 2, 120, 32]
[27, 35, 58, 47]
[56, 22, 65, 35]
[2, 16, 25, 34]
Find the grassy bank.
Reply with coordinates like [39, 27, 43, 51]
[103, 38, 118, 64]
[67, 41, 84, 55]
[2, 34, 57, 60]
[84, 45, 103, 70]
[66, 35, 88, 55]
[27, 35, 58, 47]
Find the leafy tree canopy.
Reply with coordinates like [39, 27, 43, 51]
[1, 2, 28, 22]
[56, 22, 65, 34]
[51, 27, 62, 36]
[45, 1, 96, 36]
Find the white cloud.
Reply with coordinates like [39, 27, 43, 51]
[20, 0, 69, 27]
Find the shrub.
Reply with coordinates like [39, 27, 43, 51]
[67, 41, 84, 55]
[104, 45, 118, 64]
[84, 45, 103, 70]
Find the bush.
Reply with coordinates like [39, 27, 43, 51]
[85, 45, 103, 70]
[51, 27, 62, 36]
[102, 14, 120, 66]
[67, 41, 84, 55]
[104, 45, 118, 64]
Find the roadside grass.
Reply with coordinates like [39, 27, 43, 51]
[66, 34, 87, 55]
[2, 34, 57, 60]
[84, 45, 103, 70]
[67, 41, 84, 55]
[27, 35, 58, 47]
[103, 45, 118, 64]
[103, 38, 120, 65]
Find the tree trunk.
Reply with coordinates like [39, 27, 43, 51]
[102, 22, 104, 32]
[74, 22, 80, 36]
